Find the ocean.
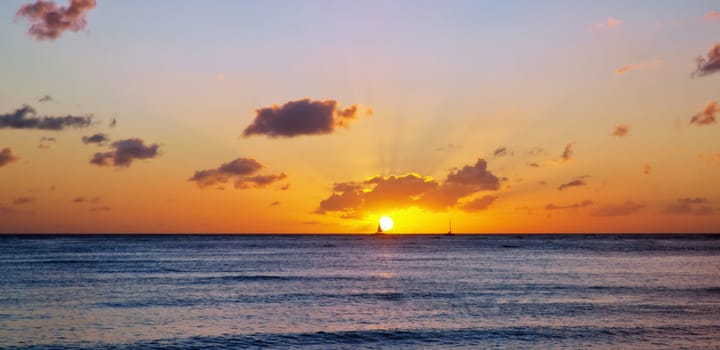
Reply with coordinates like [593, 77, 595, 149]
[1, 234, 719, 349]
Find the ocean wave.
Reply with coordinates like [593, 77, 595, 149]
[6, 325, 720, 349]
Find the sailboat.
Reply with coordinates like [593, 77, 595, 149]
[445, 218, 454, 236]
[375, 223, 384, 235]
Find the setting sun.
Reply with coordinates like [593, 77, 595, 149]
[379, 216, 394, 232]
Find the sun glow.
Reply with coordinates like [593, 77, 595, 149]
[379, 216, 394, 231]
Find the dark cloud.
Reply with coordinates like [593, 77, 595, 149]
[460, 195, 498, 212]
[689, 101, 717, 126]
[280, 184, 290, 191]
[82, 133, 109, 145]
[13, 196, 36, 205]
[591, 201, 645, 217]
[15, 0, 96, 41]
[527, 162, 540, 168]
[692, 43, 720, 78]
[109, 118, 117, 128]
[0, 105, 92, 130]
[243, 98, 370, 138]
[72, 196, 100, 204]
[270, 201, 280, 206]
[38, 95, 53, 103]
[558, 179, 587, 191]
[493, 147, 508, 158]
[560, 142, 575, 161]
[189, 157, 287, 190]
[318, 158, 501, 216]
[662, 198, 714, 216]
[0, 148, 20, 167]
[545, 200, 595, 210]
[445, 159, 501, 190]
[612, 124, 629, 137]
[90, 138, 160, 167]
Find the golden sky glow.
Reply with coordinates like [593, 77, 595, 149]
[1, 1, 719, 233]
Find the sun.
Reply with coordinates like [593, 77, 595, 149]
[379, 216, 394, 231]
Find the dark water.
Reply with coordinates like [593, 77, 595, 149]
[1, 234, 720, 349]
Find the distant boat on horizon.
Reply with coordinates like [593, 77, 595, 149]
[375, 222, 384, 235]
[445, 218, 454, 236]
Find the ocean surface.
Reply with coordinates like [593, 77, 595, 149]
[1, 234, 720, 349]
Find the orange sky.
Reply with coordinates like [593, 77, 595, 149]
[1, 1, 719, 233]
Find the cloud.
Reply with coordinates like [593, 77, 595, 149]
[72, 196, 100, 204]
[706, 12, 720, 20]
[189, 157, 287, 190]
[436, 143, 461, 152]
[493, 147, 508, 158]
[527, 162, 540, 168]
[591, 201, 645, 217]
[459, 195, 498, 212]
[689, 101, 717, 126]
[560, 142, 575, 161]
[317, 158, 501, 216]
[612, 124, 629, 137]
[15, 0, 96, 41]
[38, 95, 53, 103]
[40, 136, 56, 142]
[280, 184, 290, 191]
[699, 152, 720, 166]
[558, 179, 587, 191]
[243, 98, 370, 138]
[0, 105, 92, 130]
[270, 201, 280, 206]
[109, 118, 117, 128]
[661, 198, 714, 216]
[545, 200, 595, 210]
[0, 148, 20, 168]
[82, 133, 109, 145]
[90, 138, 160, 167]
[13, 196, 36, 205]
[594, 17, 623, 30]
[527, 146, 544, 156]
[614, 60, 663, 75]
[693, 43, 720, 77]
[642, 163, 652, 175]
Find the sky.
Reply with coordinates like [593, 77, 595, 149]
[1, 0, 719, 233]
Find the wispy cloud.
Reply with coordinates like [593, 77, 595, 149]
[591, 201, 645, 217]
[593, 17, 623, 31]
[705, 12, 720, 21]
[189, 157, 287, 190]
[611, 124, 629, 137]
[692, 43, 720, 77]
[459, 195, 499, 212]
[15, 0, 97, 41]
[661, 198, 714, 216]
[545, 200, 594, 210]
[614, 60, 663, 75]
[0, 148, 20, 168]
[0, 105, 92, 130]
[689, 101, 717, 126]
[558, 179, 587, 191]
[560, 142, 575, 161]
